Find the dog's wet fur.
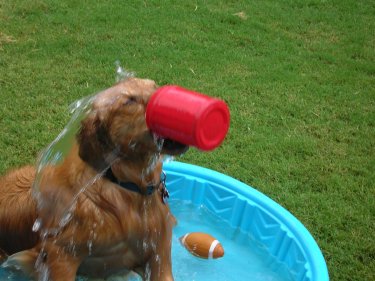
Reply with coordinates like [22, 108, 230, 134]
[0, 78, 188, 280]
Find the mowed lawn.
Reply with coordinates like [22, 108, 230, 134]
[0, 1, 374, 280]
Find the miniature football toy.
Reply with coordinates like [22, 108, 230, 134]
[179, 232, 224, 259]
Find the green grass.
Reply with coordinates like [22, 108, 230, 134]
[0, 0, 374, 280]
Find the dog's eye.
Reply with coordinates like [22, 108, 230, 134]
[124, 96, 138, 106]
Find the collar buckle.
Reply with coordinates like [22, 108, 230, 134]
[160, 171, 169, 204]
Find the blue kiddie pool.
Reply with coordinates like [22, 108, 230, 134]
[165, 161, 329, 281]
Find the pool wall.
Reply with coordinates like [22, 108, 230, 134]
[164, 161, 329, 281]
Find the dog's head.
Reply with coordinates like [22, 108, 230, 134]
[77, 78, 188, 173]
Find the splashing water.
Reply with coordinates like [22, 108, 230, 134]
[115, 60, 135, 82]
[32, 218, 42, 232]
[32, 93, 96, 233]
[33, 60, 135, 187]
[163, 155, 175, 164]
[32, 61, 139, 235]
[28, 92, 105, 279]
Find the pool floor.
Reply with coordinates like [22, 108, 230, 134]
[169, 200, 294, 281]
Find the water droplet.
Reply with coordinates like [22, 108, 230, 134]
[32, 218, 42, 232]
[143, 241, 149, 251]
[128, 141, 137, 150]
[115, 61, 135, 82]
[59, 212, 72, 228]
[87, 240, 93, 256]
[163, 155, 175, 163]
[153, 133, 164, 151]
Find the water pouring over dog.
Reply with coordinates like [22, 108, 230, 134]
[0, 76, 229, 281]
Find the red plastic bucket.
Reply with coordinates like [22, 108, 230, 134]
[146, 86, 230, 151]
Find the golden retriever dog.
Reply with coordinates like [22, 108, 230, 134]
[0, 78, 188, 280]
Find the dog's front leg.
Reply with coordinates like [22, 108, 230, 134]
[149, 262, 174, 281]
[139, 258, 173, 281]
[145, 242, 174, 281]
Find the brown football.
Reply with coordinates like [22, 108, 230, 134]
[179, 232, 224, 259]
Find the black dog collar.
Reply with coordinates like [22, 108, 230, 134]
[104, 168, 168, 200]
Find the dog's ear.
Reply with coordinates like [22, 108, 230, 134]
[76, 115, 114, 171]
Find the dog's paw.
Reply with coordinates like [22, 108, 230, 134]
[106, 270, 141, 281]
[1, 249, 38, 276]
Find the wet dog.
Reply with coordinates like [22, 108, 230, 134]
[0, 78, 188, 280]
